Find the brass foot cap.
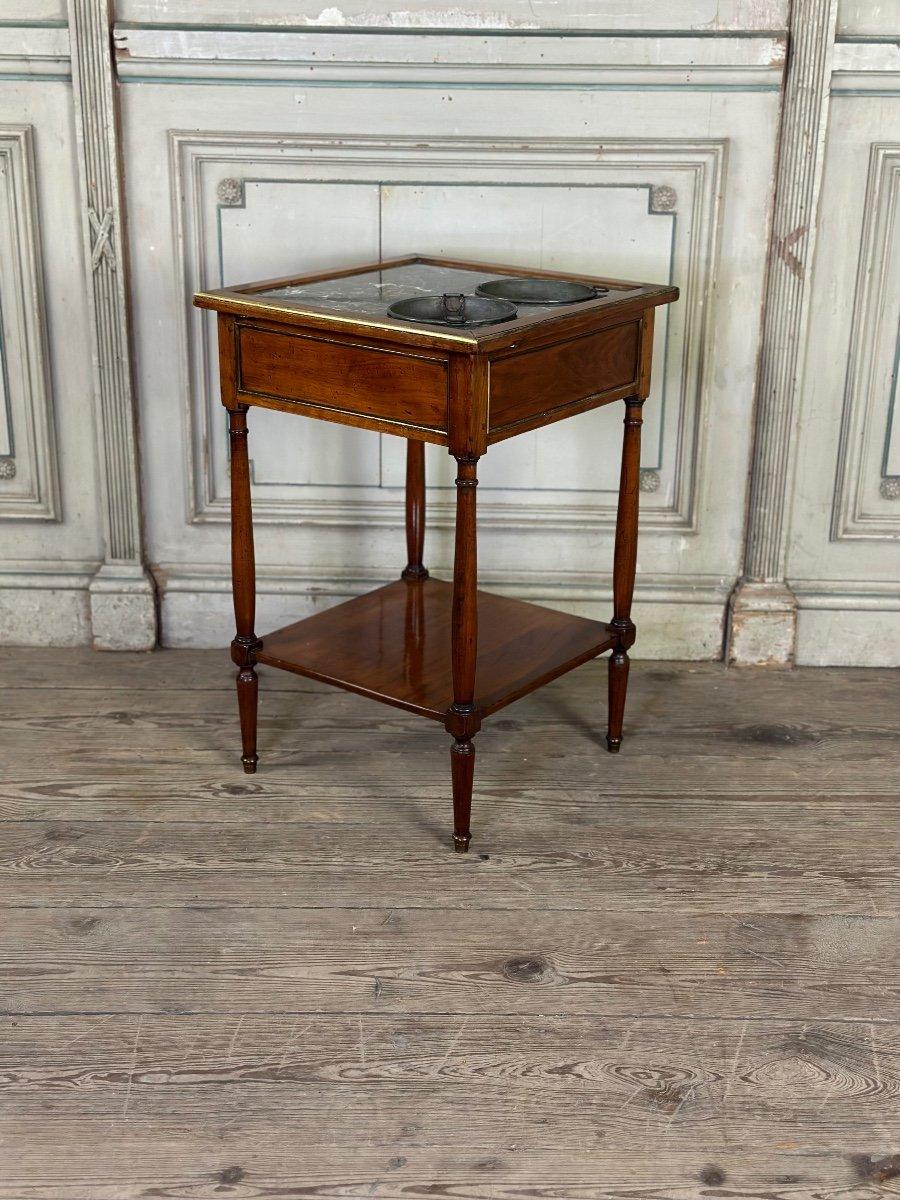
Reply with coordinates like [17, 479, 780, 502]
[242, 755, 258, 774]
[453, 833, 471, 853]
[606, 737, 622, 754]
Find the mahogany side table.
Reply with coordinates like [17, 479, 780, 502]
[194, 256, 678, 852]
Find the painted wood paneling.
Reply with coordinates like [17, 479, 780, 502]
[0, 43, 104, 646]
[1, 2, 898, 663]
[837, 0, 900, 36]
[0, 0, 64, 20]
[114, 0, 790, 33]
[113, 26, 787, 86]
[117, 19, 777, 655]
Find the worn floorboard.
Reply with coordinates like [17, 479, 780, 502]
[1, 808, 897, 913]
[0, 648, 898, 1199]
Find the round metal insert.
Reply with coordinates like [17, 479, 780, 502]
[475, 277, 608, 305]
[387, 292, 517, 327]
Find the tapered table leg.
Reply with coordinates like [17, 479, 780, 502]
[451, 736, 475, 850]
[228, 406, 261, 773]
[607, 397, 644, 753]
[448, 454, 479, 852]
[401, 440, 428, 581]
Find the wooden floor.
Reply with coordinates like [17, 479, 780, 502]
[1, 648, 899, 1199]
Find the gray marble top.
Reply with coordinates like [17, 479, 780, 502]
[259, 262, 619, 322]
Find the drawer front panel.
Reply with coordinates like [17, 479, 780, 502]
[238, 326, 449, 431]
[489, 320, 640, 433]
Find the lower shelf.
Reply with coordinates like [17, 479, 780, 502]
[256, 577, 615, 722]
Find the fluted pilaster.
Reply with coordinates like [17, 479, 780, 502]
[743, 0, 838, 582]
[730, 0, 837, 666]
[68, 0, 156, 648]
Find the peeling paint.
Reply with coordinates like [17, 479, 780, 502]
[777, 224, 807, 281]
[303, 7, 540, 29]
[305, 5, 348, 24]
[769, 37, 788, 67]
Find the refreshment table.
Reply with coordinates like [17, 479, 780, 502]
[194, 256, 678, 851]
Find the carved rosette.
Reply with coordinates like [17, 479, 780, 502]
[217, 177, 245, 207]
[649, 185, 677, 213]
[0, 457, 16, 480]
[639, 468, 661, 493]
[880, 477, 900, 500]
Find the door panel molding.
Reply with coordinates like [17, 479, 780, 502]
[0, 125, 59, 520]
[172, 132, 725, 532]
[831, 142, 900, 540]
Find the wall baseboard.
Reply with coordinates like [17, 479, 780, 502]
[792, 580, 900, 667]
[0, 561, 96, 647]
[4, 565, 896, 666]
[0, 561, 156, 651]
[156, 564, 731, 660]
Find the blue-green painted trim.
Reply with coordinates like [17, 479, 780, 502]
[0, 19, 67, 27]
[831, 88, 900, 97]
[836, 35, 900, 45]
[105, 54, 771, 67]
[122, 75, 780, 92]
[0, 72, 71, 82]
[881, 327, 900, 481]
[214, 178, 677, 488]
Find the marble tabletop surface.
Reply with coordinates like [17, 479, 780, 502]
[260, 262, 606, 321]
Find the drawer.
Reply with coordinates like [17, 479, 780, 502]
[237, 326, 449, 433]
[488, 320, 640, 436]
